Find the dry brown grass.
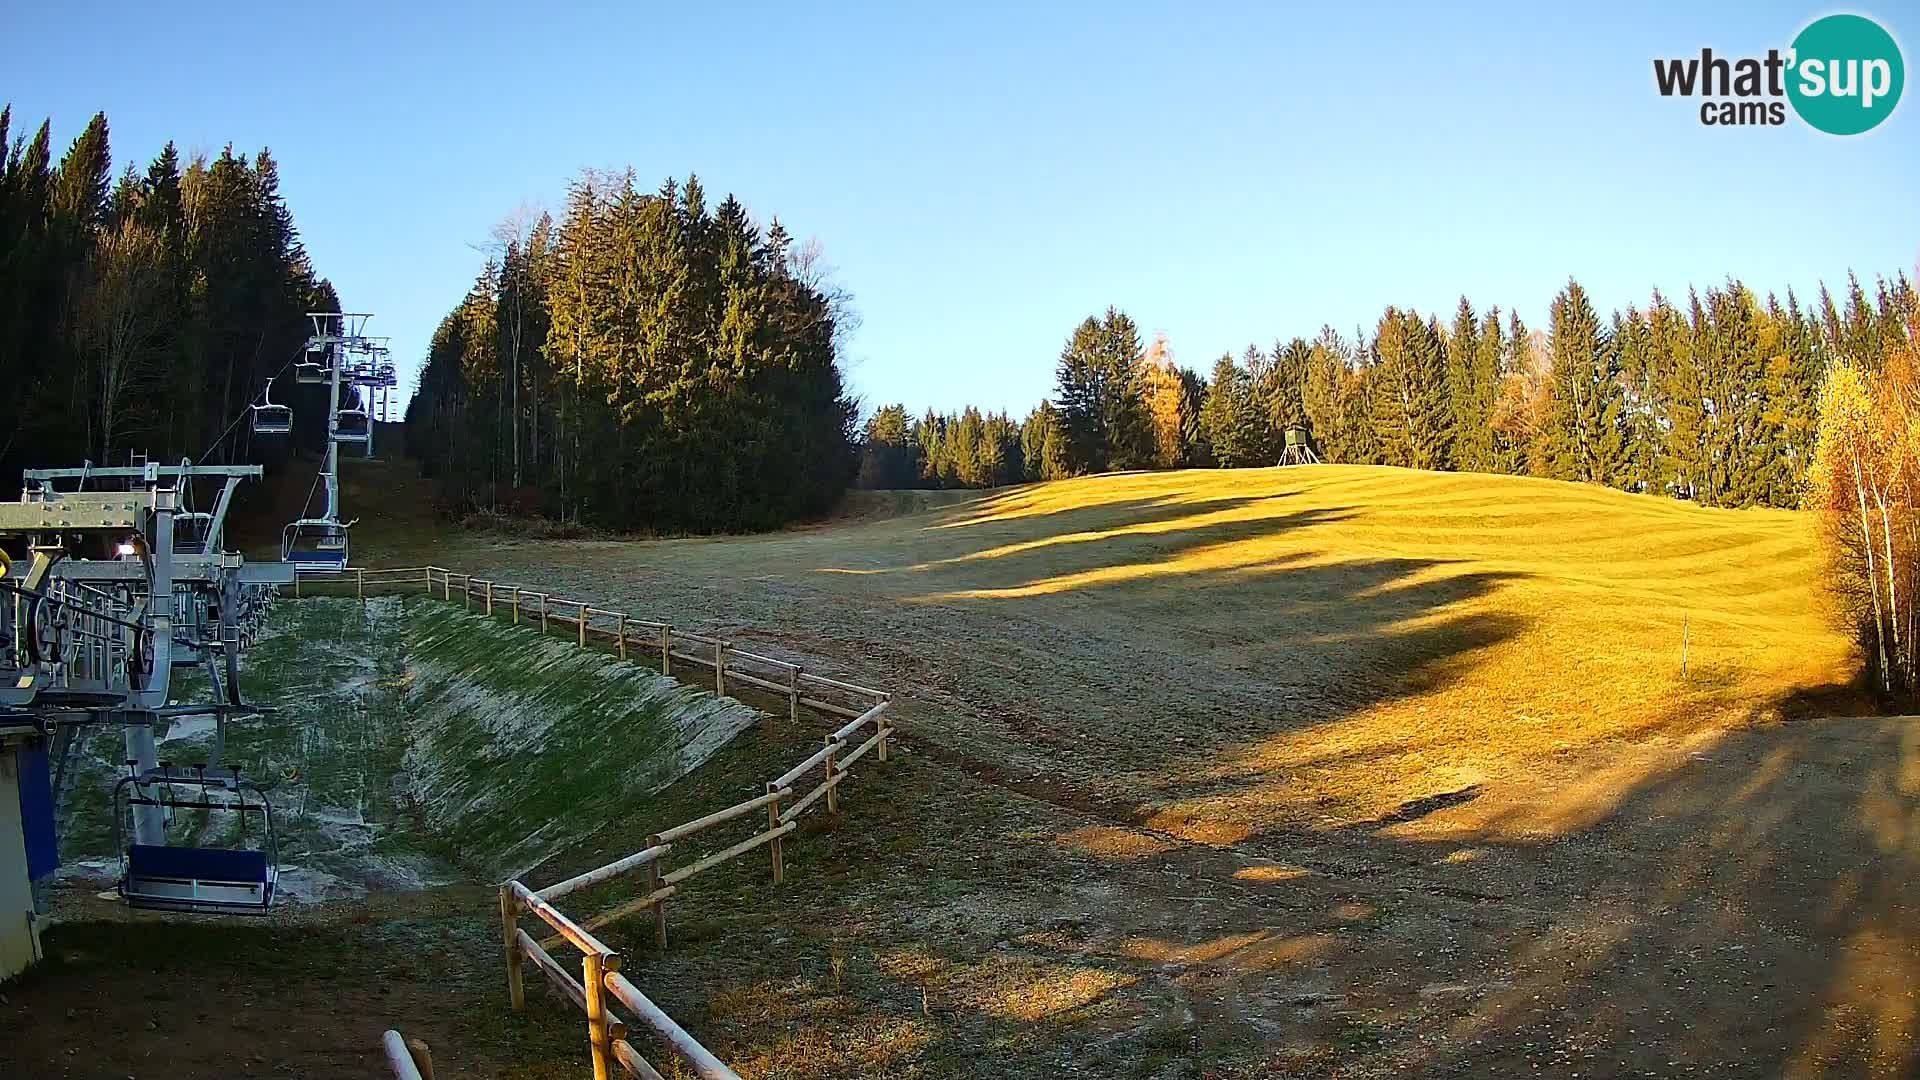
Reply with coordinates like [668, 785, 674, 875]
[173, 460, 1912, 1079]
[444, 464, 1859, 843]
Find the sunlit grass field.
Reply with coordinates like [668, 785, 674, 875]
[30, 460, 1885, 1080]
[433, 462, 1859, 846]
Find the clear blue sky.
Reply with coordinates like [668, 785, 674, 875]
[11, 1, 1917, 417]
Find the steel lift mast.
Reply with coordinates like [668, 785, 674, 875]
[4, 459, 297, 913]
[284, 313, 394, 574]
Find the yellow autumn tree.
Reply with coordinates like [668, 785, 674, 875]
[1137, 332, 1190, 469]
[1807, 311, 1920, 696]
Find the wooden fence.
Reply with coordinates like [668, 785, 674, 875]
[292, 565, 896, 1079]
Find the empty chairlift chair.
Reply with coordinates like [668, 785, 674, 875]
[294, 358, 329, 385]
[251, 379, 292, 436]
[114, 768, 279, 915]
[334, 407, 370, 443]
[173, 511, 214, 555]
[283, 518, 349, 573]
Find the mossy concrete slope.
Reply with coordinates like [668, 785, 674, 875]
[58, 596, 758, 898]
[400, 599, 762, 882]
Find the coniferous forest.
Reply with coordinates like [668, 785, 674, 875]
[864, 275, 1916, 515]
[0, 107, 340, 491]
[404, 170, 858, 533]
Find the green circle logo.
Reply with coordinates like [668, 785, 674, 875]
[1788, 14, 1904, 135]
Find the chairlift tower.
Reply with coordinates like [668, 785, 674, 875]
[282, 313, 395, 574]
[3, 459, 296, 916]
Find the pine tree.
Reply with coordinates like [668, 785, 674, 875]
[1445, 298, 1499, 472]
[1300, 327, 1348, 462]
[1202, 354, 1262, 467]
[1262, 337, 1311, 435]
[1373, 308, 1454, 470]
[49, 112, 110, 234]
[952, 407, 988, 487]
[1765, 291, 1826, 505]
[1536, 279, 1625, 485]
[1020, 401, 1071, 480]
[1700, 282, 1771, 507]
[1657, 292, 1709, 499]
[1054, 307, 1149, 473]
[1613, 305, 1663, 493]
[982, 411, 1019, 486]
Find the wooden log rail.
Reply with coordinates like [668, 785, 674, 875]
[500, 880, 741, 1080]
[416, 567, 886, 719]
[387, 564, 898, 1080]
[382, 1029, 434, 1080]
[287, 566, 884, 719]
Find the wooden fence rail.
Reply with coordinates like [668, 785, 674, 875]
[291, 566, 896, 1080]
[382, 1030, 434, 1080]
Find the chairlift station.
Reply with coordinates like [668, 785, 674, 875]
[0, 313, 390, 975]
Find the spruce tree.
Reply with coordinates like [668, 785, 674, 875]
[1201, 353, 1261, 467]
[1537, 278, 1625, 485]
[1300, 328, 1348, 463]
[1613, 306, 1663, 493]
[49, 112, 110, 234]
[1054, 307, 1149, 473]
[1445, 298, 1500, 473]
[1373, 308, 1454, 470]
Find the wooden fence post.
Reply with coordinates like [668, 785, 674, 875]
[540, 594, 549, 635]
[484, 582, 494, 616]
[511, 587, 520, 625]
[406, 1038, 436, 1080]
[578, 604, 587, 648]
[878, 696, 892, 762]
[499, 885, 524, 1010]
[583, 951, 618, 1080]
[825, 736, 840, 814]
[767, 783, 784, 885]
[356, 567, 365, 602]
[788, 666, 801, 723]
[462, 577, 470, 610]
[646, 833, 667, 950]
[661, 626, 672, 676]
[294, 575, 301, 598]
[715, 641, 727, 695]
[617, 616, 628, 661]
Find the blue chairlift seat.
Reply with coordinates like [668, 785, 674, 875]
[115, 772, 279, 915]
[284, 519, 349, 574]
[251, 403, 292, 436]
[334, 408, 370, 443]
[124, 844, 275, 914]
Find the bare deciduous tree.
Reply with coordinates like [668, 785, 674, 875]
[74, 218, 169, 459]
